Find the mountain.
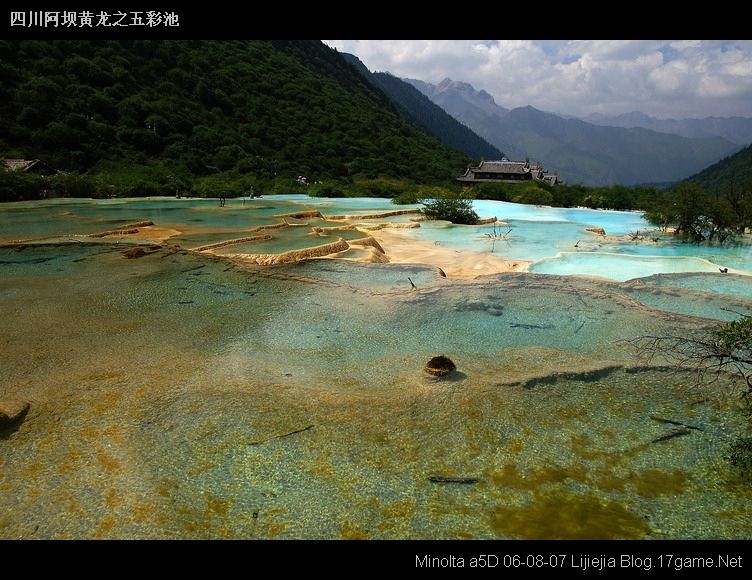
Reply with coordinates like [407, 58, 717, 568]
[407, 78, 740, 186]
[0, 40, 467, 182]
[340, 54, 502, 161]
[410, 78, 510, 119]
[685, 144, 752, 194]
[587, 112, 752, 146]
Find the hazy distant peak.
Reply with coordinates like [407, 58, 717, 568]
[476, 89, 495, 103]
[436, 77, 456, 90]
[586, 110, 752, 145]
[513, 105, 542, 113]
[435, 78, 495, 102]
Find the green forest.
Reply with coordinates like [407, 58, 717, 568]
[654, 144, 752, 241]
[0, 39, 469, 199]
[687, 144, 752, 195]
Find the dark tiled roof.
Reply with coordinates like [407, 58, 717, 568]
[472, 160, 530, 175]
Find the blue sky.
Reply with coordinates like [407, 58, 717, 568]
[323, 40, 752, 119]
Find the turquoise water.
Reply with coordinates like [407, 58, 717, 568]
[530, 252, 726, 281]
[3, 196, 750, 284]
[268, 196, 752, 282]
[640, 272, 752, 300]
[0, 196, 752, 539]
[0, 197, 308, 242]
[1, 242, 750, 539]
[1, 197, 751, 539]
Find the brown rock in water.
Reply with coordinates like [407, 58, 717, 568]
[425, 355, 456, 377]
[586, 227, 606, 236]
[436, 267, 447, 278]
[0, 400, 30, 427]
[123, 247, 147, 259]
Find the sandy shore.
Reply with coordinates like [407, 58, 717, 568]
[369, 228, 530, 279]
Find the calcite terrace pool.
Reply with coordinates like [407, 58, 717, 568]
[0, 195, 750, 539]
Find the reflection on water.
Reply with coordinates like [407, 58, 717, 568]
[0, 198, 751, 539]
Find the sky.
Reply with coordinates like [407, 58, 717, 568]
[323, 40, 752, 119]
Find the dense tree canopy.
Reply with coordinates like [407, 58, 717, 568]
[643, 183, 752, 242]
[0, 40, 468, 185]
[687, 144, 752, 196]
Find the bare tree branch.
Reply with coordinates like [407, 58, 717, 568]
[629, 314, 752, 396]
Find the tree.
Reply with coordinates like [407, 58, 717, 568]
[510, 184, 553, 206]
[0, 168, 45, 201]
[420, 191, 479, 225]
[643, 183, 746, 243]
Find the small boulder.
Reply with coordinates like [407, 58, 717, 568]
[586, 227, 606, 236]
[0, 400, 30, 428]
[123, 247, 147, 259]
[425, 355, 457, 377]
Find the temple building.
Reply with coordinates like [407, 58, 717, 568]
[457, 158, 558, 185]
[2, 158, 57, 175]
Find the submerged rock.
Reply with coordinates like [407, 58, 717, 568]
[0, 400, 30, 428]
[586, 227, 606, 236]
[454, 298, 503, 316]
[123, 247, 147, 259]
[429, 475, 479, 484]
[425, 355, 456, 377]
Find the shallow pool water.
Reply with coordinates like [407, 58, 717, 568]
[1, 241, 750, 539]
[270, 196, 752, 285]
[0, 197, 311, 242]
[529, 252, 729, 281]
[1, 197, 751, 539]
[639, 272, 752, 300]
[3, 196, 751, 287]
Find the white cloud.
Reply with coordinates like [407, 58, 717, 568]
[323, 40, 752, 119]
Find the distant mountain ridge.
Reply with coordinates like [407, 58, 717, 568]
[341, 54, 502, 161]
[586, 111, 752, 146]
[406, 77, 740, 186]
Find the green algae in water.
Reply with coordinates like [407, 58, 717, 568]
[491, 491, 651, 539]
[489, 463, 588, 489]
[629, 469, 688, 498]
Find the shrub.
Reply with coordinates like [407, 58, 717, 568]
[421, 192, 479, 224]
[392, 191, 419, 205]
